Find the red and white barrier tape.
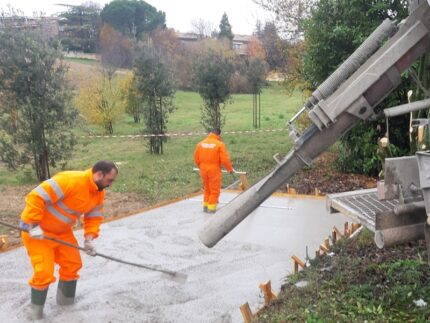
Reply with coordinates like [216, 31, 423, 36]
[80, 128, 287, 139]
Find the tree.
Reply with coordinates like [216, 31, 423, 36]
[134, 43, 176, 154]
[194, 49, 234, 131]
[303, 0, 409, 176]
[253, 0, 316, 41]
[150, 28, 179, 57]
[75, 71, 125, 134]
[101, 0, 166, 39]
[303, 0, 408, 86]
[283, 40, 310, 97]
[190, 18, 214, 39]
[175, 37, 235, 91]
[247, 36, 266, 60]
[120, 73, 143, 123]
[58, 2, 102, 53]
[218, 13, 234, 42]
[0, 29, 77, 181]
[99, 23, 133, 73]
[259, 22, 286, 70]
[246, 59, 269, 128]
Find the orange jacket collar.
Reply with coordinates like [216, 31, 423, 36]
[207, 133, 221, 141]
[86, 169, 99, 192]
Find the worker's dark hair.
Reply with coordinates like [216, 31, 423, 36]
[92, 160, 118, 175]
[212, 128, 221, 135]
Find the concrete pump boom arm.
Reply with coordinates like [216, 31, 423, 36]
[199, 2, 430, 248]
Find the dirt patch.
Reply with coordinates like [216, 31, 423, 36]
[287, 152, 377, 194]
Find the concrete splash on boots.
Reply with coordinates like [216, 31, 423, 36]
[56, 280, 77, 305]
[30, 287, 48, 320]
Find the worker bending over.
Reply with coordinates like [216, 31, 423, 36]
[20, 160, 118, 319]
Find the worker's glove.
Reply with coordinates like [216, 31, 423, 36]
[84, 236, 97, 257]
[28, 225, 44, 239]
[229, 169, 236, 174]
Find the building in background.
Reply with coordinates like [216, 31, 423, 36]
[232, 34, 252, 57]
[0, 16, 59, 40]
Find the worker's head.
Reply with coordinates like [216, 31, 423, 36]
[211, 128, 221, 136]
[92, 160, 118, 191]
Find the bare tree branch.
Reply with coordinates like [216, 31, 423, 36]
[190, 18, 214, 38]
[252, 0, 316, 40]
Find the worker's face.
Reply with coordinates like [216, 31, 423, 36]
[94, 169, 118, 191]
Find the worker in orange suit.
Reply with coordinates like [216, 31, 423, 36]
[20, 160, 118, 320]
[194, 128, 234, 213]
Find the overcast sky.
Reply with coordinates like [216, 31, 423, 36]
[1, 0, 273, 35]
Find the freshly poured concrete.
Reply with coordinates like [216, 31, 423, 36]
[0, 192, 349, 322]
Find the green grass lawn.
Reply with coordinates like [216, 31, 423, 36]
[0, 82, 302, 204]
[63, 57, 98, 65]
[74, 83, 304, 136]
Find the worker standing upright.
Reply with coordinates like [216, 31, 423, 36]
[194, 128, 234, 213]
[20, 160, 118, 319]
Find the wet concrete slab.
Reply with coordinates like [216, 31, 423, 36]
[0, 192, 349, 322]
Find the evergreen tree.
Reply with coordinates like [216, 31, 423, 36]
[259, 22, 286, 70]
[58, 3, 101, 53]
[101, 0, 166, 39]
[134, 43, 176, 154]
[0, 29, 77, 181]
[194, 49, 233, 131]
[218, 13, 234, 42]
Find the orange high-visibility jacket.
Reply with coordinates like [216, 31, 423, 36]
[194, 133, 233, 172]
[21, 169, 105, 238]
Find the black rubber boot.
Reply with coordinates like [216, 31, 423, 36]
[30, 287, 48, 320]
[56, 280, 77, 305]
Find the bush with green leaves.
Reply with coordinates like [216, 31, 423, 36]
[0, 29, 77, 181]
[134, 43, 176, 154]
[193, 49, 234, 131]
[303, 0, 410, 175]
[335, 117, 409, 176]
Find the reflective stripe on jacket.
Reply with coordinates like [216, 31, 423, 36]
[194, 133, 233, 171]
[21, 169, 105, 237]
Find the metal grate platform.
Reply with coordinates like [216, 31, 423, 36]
[327, 189, 400, 231]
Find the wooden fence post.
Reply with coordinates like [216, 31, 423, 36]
[292, 255, 306, 273]
[239, 174, 250, 191]
[240, 302, 254, 323]
[0, 235, 9, 250]
[344, 222, 350, 237]
[259, 280, 277, 305]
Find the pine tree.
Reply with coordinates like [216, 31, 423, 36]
[218, 13, 234, 42]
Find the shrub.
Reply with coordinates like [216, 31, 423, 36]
[230, 73, 252, 94]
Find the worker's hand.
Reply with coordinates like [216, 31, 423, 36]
[28, 225, 44, 239]
[84, 235, 97, 256]
[229, 169, 236, 174]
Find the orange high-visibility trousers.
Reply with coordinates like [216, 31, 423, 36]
[22, 231, 82, 289]
[200, 166, 222, 209]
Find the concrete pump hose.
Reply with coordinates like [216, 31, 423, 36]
[304, 18, 397, 108]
